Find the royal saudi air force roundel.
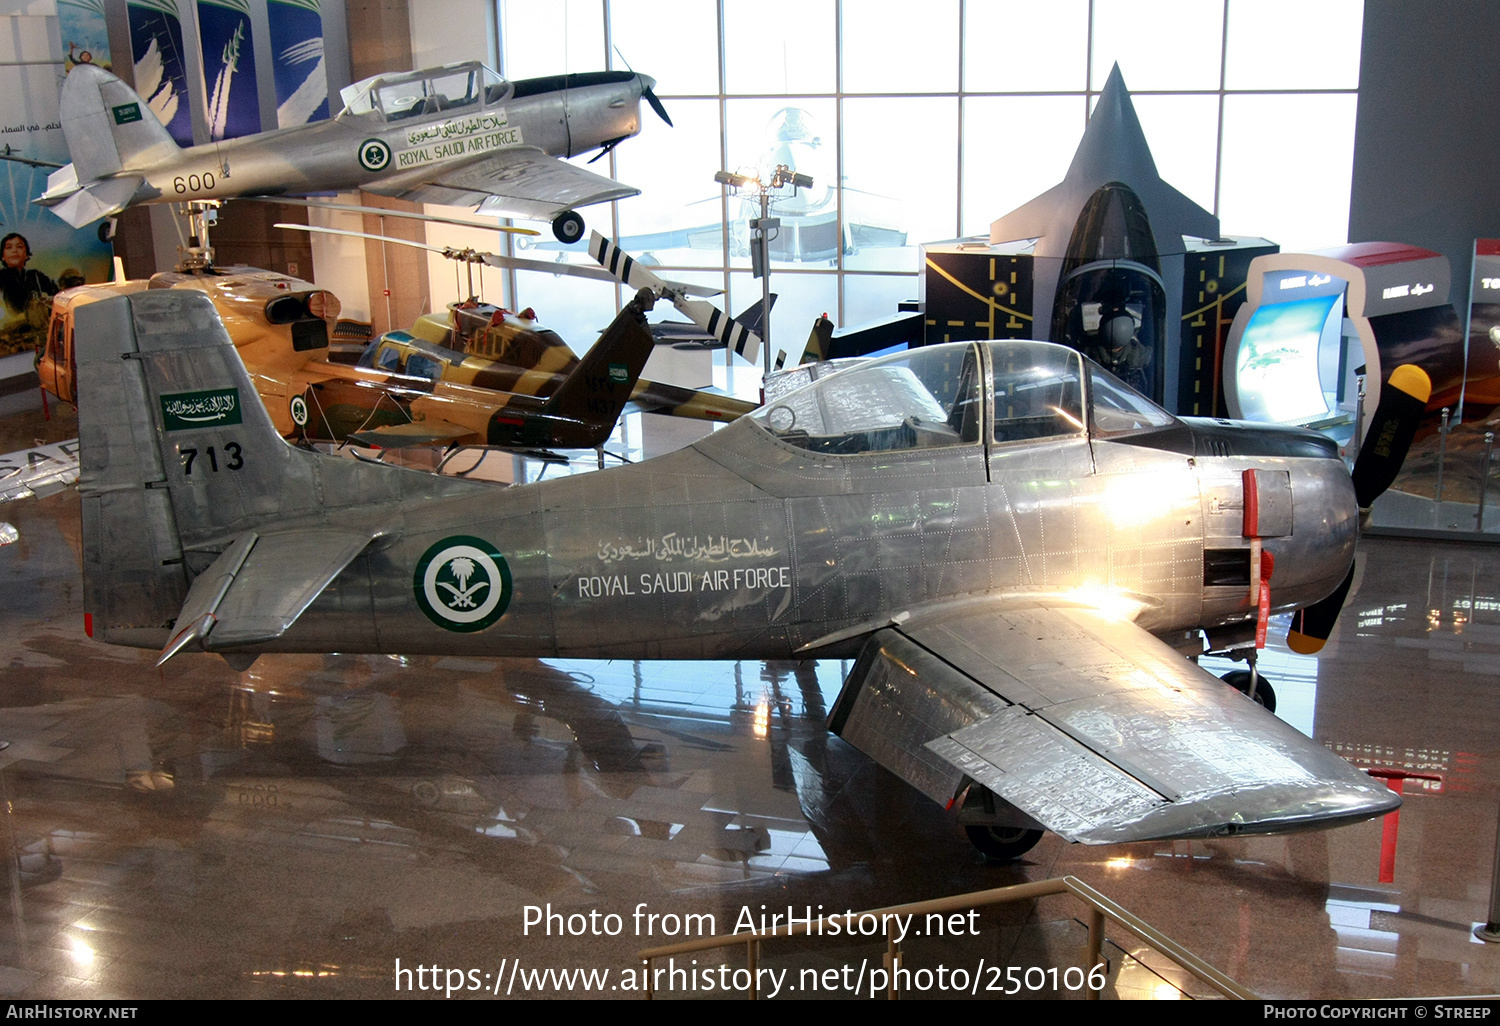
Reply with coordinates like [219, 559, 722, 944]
[413, 536, 513, 632]
[358, 138, 392, 172]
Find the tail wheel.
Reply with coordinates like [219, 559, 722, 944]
[965, 825, 1043, 861]
[552, 210, 585, 244]
[1221, 670, 1277, 714]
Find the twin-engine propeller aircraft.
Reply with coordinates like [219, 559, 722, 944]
[74, 289, 1426, 858]
[35, 60, 668, 242]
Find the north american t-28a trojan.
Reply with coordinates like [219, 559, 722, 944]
[73, 289, 1425, 858]
[36, 60, 669, 242]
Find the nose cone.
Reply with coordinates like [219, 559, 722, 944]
[638, 73, 656, 95]
[1282, 459, 1360, 612]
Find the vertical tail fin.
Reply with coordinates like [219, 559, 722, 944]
[735, 293, 776, 334]
[804, 314, 834, 364]
[538, 288, 657, 446]
[59, 63, 180, 183]
[74, 290, 427, 647]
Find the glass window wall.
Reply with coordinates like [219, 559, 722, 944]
[471, 0, 1365, 364]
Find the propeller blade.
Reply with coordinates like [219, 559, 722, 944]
[1286, 562, 1356, 655]
[587, 138, 624, 165]
[643, 85, 673, 128]
[1351, 364, 1432, 510]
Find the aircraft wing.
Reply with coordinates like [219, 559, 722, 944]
[158, 527, 381, 665]
[365, 146, 639, 221]
[828, 600, 1399, 844]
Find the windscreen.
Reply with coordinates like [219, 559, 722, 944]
[753, 344, 980, 454]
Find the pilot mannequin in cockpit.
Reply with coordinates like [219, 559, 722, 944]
[1083, 285, 1152, 395]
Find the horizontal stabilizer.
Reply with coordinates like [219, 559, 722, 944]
[43, 175, 143, 229]
[158, 528, 379, 665]
[628, 379, 756, 422]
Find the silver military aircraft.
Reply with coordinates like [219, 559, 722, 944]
[36, 60, 669, 242]
[72, 288, 1426, 859]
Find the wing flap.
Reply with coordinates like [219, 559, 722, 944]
[828, 629, 1009, 805]
[159, 528, 377, 663]
[927, 709, 1166, 841]
[830, 603, 1400, 844]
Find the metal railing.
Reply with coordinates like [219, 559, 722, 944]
[637, 874, 1256, 1000]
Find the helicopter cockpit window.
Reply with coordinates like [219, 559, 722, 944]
[1088, 365, 1176, 436]
[404, 353, 444, 382]
[753, 344, 981, 455]
[987, 341, 1086, 444]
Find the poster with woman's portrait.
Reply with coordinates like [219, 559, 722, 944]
[0, 5, 115, 359]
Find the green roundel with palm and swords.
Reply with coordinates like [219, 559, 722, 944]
[413, 536, 514, 633]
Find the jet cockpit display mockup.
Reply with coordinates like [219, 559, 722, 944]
[920, 66, 1276, 417]
[1223, 243, 1467, 439]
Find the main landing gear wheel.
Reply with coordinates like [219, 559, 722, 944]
[551, 210, 585, 244]
[965, 825, 1043, 861]
[1221, 670, 1276, 714]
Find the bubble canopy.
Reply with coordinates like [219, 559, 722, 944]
[751, 340, 1175, 454]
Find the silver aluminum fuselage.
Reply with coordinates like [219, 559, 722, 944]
[113, 76, 647, 206]
[246, 416, 1358, 661]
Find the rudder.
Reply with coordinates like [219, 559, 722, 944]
[538, 287, 657, 447]
[74, 290, 393, 647]
[60, 63, 179, 183]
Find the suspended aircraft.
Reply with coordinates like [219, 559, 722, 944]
[34, 60, 670, 243]
[70, 286, 1427, 859]
[37, 267, 745, 457]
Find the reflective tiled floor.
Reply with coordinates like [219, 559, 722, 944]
[3, 404, 1500, 999]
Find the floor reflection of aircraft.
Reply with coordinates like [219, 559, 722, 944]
[0, 438, 79, 504]
[35, 61, 670, 243]
[73, 287, 1431, 861]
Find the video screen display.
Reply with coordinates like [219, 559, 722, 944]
[1235, 294, 1342, 424]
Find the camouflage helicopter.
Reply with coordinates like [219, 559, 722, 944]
[38, 267, 751, 456]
